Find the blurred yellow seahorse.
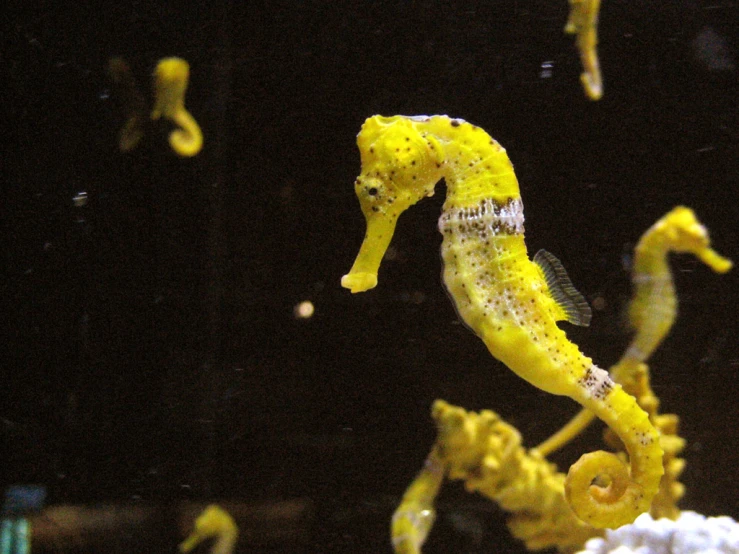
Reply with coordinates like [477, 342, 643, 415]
[151, 58, 203, 157]
[107, 57, 146, 151]
[622, 206, 732, 367]
[342, 114, 663, 529]
[565, 0, 603, 100]
[391, 448, 445, 554]
[180, 504, 238, 554]
[108, 57, 203, 157]
[536, 206, 732, 457]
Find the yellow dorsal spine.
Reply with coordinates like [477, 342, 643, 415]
[343, 115, 664, 529]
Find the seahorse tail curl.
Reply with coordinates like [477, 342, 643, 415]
[564, 450, 648, 529]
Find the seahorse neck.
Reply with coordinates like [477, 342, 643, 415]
[633, 232, 671, 276]
[441, 170, 518, 209]
[413, 116, 522, 208]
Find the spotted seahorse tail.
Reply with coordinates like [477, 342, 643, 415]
[564, 369, 664, 529]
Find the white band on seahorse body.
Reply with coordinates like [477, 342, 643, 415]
[438, 197, 525, 236]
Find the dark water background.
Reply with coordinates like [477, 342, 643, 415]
[3, 1, 737, 552]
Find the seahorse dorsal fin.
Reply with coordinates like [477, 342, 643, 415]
[534, 249, 592, 327]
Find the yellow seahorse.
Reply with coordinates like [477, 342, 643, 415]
[342, 115, 664, 529]
[391, 448, 445, 554]
[180, 504, 238, 554]
[108, 57, 203, 157]
[535, 206, 733, 458]
[151, 58, 203, 157]
[565, 0, 603, 100]
[622, 206, 732, 368]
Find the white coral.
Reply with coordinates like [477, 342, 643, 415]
[577, 511, 739, 554]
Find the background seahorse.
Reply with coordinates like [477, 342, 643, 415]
[536, 206, 733, 461]
[342, 115, 664, 529]
[565, 0, 603, 100]
[151, 58, 203, 157]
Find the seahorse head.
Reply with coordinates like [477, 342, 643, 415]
[342, 116, 444, 293]
[662, 207, 732, 273]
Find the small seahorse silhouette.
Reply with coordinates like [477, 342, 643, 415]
[565, 0, 603, 100]
[342, 115, 664, 529]
[180, 504, 238, 554]
[151, 58, 203, 157]
[108, 57, 203, 157]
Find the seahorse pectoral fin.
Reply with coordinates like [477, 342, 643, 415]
[342, 212, 399, 293]
[534, 249, 592, 326]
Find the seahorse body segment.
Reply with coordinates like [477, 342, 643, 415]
[342, 115, 664, 528]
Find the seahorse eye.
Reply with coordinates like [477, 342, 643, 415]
[360, 181, 385, 201]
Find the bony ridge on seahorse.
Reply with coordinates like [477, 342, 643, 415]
[342, 114, 664, 529]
